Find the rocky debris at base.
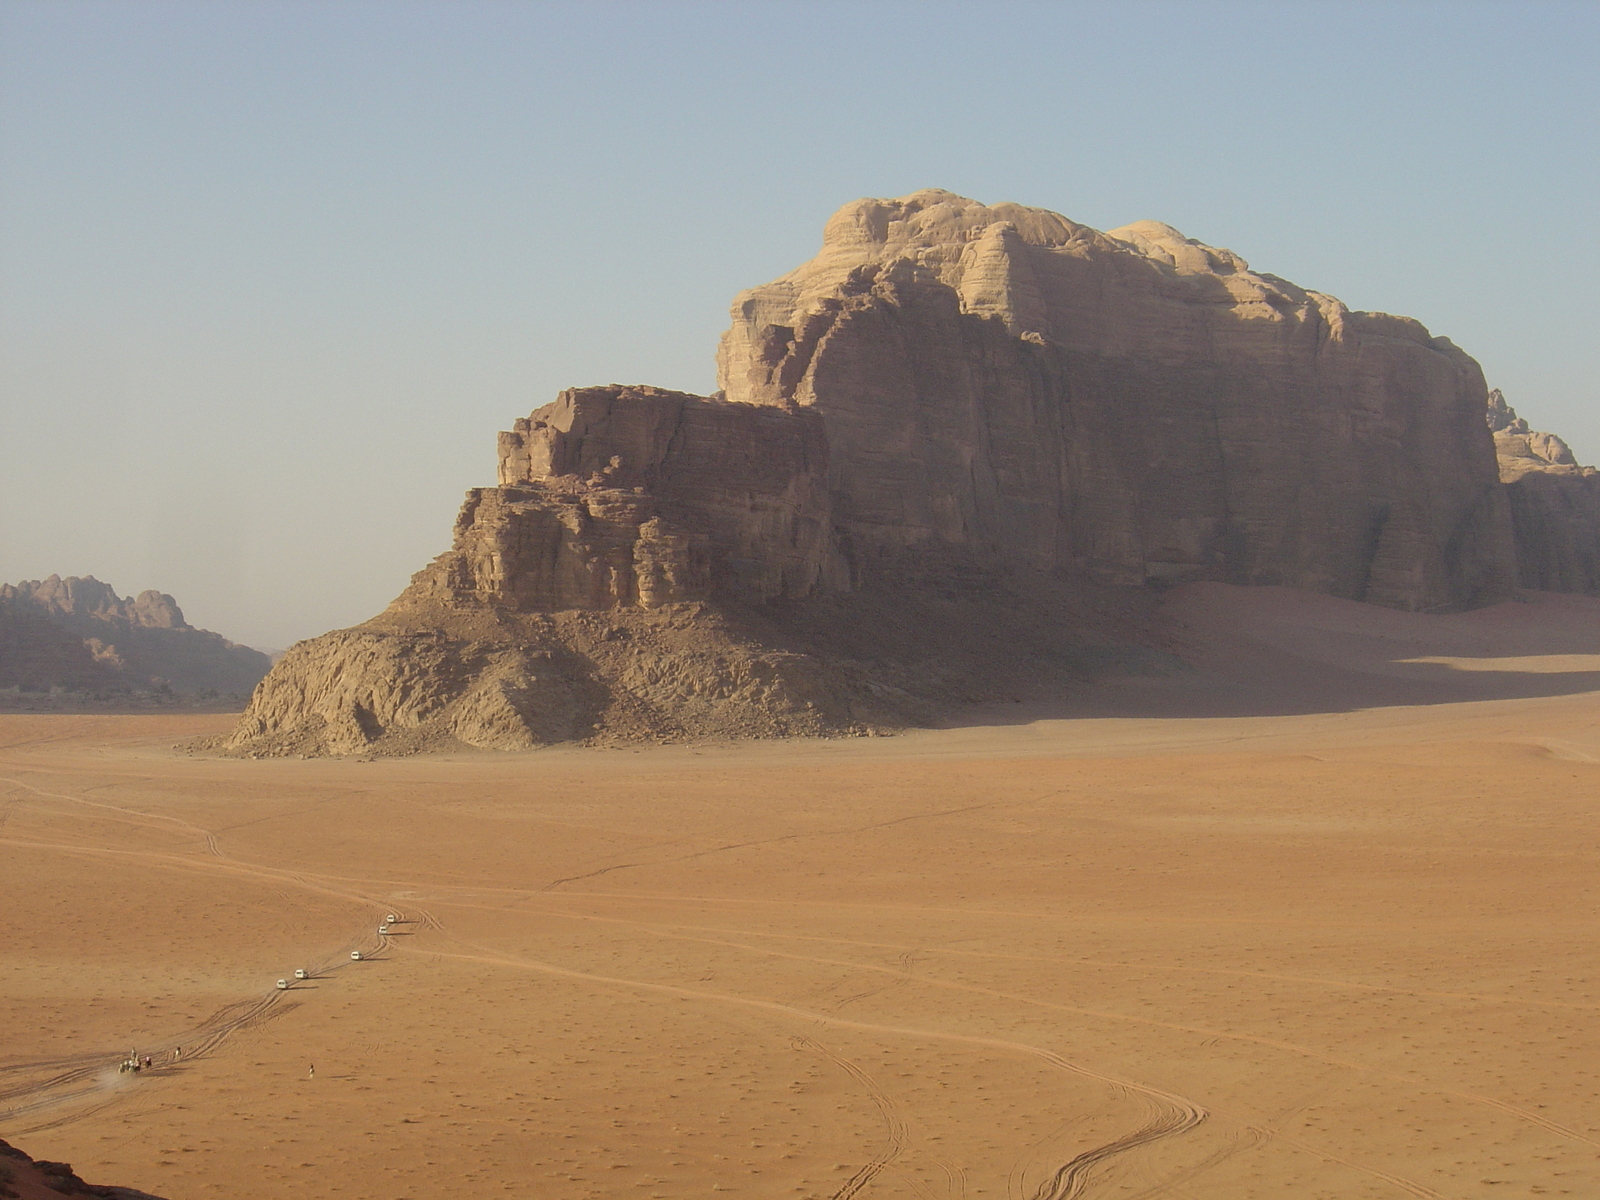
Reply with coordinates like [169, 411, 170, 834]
[0, 1138, 167, 1200]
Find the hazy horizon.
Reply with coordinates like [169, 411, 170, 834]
[3, 0, 1597, 649]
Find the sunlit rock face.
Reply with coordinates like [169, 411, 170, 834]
[719, 189, 1517, 612]
[221, 389, 860, 756]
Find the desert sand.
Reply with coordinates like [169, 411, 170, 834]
[3, 585, 1599, 1199]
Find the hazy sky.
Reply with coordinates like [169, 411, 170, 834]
[3, 0, 1596, 649]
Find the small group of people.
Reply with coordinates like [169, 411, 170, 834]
[119, 1047, 179, 1073]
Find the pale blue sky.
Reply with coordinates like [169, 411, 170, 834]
[2, 0, 1596, 648]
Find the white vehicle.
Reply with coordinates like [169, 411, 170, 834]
[276, 979, 289, 990]
[385, 913, 397, 923]
[294, 968, 308, 979]
[378, 924, 389, 934]
[351, 951, 363, 961]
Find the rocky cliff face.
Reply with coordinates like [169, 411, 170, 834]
[417, 384, 846, 611]
[0, 576, 270, 698]
[719, 190, 1515, 611]
[1487, 389, 1600, 592]
[219, 190, 1592, 757]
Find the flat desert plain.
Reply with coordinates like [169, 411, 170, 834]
[3, 586, 1600, 1200]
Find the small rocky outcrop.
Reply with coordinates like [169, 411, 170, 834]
[219, 190, 1600, 757]
[0, 575, 270, 701]
[1487, 389, 1600, 592]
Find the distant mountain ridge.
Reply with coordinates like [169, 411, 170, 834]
[0, 575, 270, 699]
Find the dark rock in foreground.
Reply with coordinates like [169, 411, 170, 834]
[0, 1137, 167, 1199]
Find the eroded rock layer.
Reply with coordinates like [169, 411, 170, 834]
[220, 190, 1598, 756]
[225, 602, 872, 756]
[221, 387, 874, 754]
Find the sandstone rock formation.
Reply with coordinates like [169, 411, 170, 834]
[0, 576, 269, 700]
[458, 384, 845, 609]
[221, 189, 1597, 757]
[220, 386, 873, 755]
[719, 190, 1515, 611]
[1487, 389, 1600, 592]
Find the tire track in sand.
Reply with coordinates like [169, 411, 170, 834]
[408, 933, 1464, 1200]
[1023, 1103, 1205, 1200]
[0, 773, 220, 851]
[0, 903, 418, 1134]
[793, 1036, 910, 1200]
[499, 902, 1600, 1154]
[408, 936, 1209, 1198]
[0, 991, 291, 1132]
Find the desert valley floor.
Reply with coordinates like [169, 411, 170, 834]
[3, 587, 1600, 1200]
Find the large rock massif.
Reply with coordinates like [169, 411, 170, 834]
[219, 190, 1596, 756]
[0, 575, 269, 702]
[718, 194, 1515, 610]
